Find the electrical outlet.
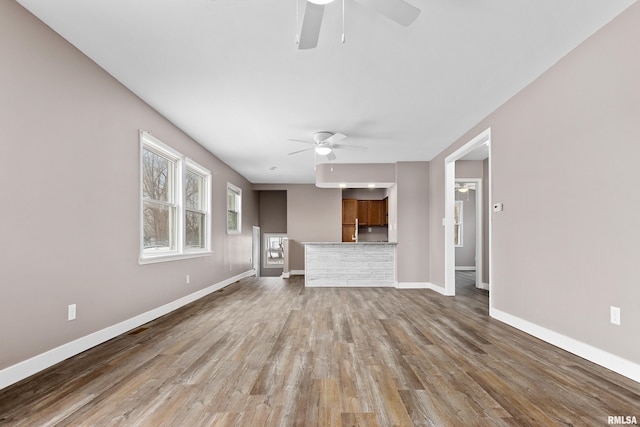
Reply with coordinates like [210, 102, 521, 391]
[68, 304, 76, 321]
[186, 275, 190, 284]
[610, 306, 621, 325]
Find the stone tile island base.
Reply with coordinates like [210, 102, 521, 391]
[304, 242, 397, 287]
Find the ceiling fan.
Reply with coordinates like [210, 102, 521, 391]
[455, 183, 477, 192]
[288, 131, 366, 160]
[298, 0, 421, 49]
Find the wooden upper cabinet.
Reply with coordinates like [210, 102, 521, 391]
[343, 198, 386, 229]
[357, 200, 369, 225]
[368, 200, 385, 226]
[342, 199, 358, 225]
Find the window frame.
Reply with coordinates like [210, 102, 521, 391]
[139, 131, 212, 264]
[184, 160, 212, 253]
[226, 182, 242, 235]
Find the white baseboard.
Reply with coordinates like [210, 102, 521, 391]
[396, 282, 452, 296]
[396, 282, 430, 289]
[281, 272, 290, 278]
[0, 270, 255, 391]
[426, 283, 451, 295]
[477, 282, 490, 290]
[289, 270, 305, 276]
[491, 308, 640, 384]
[455, 266, 476, 271]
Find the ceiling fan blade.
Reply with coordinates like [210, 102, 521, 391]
[326, 132, 347, 144]
[332, 143, 367, 151]
[288, 147, 314, 155]
[326, 151, 337, 161]
[288, 139, 315, 145]
[299, 2, 324, 50]
[355, 0, 420, 26]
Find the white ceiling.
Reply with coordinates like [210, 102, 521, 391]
[17, 0, 636, 184]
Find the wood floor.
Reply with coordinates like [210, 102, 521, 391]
[0, 276, 638, 426]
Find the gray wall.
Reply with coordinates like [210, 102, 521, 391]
[258, 191, 287, 277]
[342, 188, 387, 200]
[0, 1, 258, 371]
[428, 2, 640, 363]
[456, 160, 484, 178]
[396, 162, 430, 283]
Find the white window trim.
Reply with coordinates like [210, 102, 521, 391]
[227, 182, 242, 235]
[139, 131, 212, 264]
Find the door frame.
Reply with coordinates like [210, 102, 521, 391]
[444, 128, 491, 298]
[252, 226, 260, 277]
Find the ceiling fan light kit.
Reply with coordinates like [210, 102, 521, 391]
[288, 131, 366, 161]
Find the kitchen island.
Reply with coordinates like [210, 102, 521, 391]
[304, 242, 396, 287]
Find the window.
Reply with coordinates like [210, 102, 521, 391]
[264, 234, 286, 268]
[140, 131, 211, 263]
[142, 144, 177, 253]
[184, 164, 209, 250]
[227, 183, 242, 234]
[454, 200, 463, 247]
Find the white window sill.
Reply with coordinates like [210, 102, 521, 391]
[138, 251, 212, 265]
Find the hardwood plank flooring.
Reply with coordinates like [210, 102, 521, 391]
[0, 276, 638, 426]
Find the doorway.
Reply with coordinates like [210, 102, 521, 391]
[454, 178, 483, 291]
[444, 128, 491, 301]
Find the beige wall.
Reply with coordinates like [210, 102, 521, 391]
[455, 160, 484, 179]
[0, 1, 258, 371]
[396, 162, 430, 283]
[428, 2, 640, 363]
[316, 163, 396, 187]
